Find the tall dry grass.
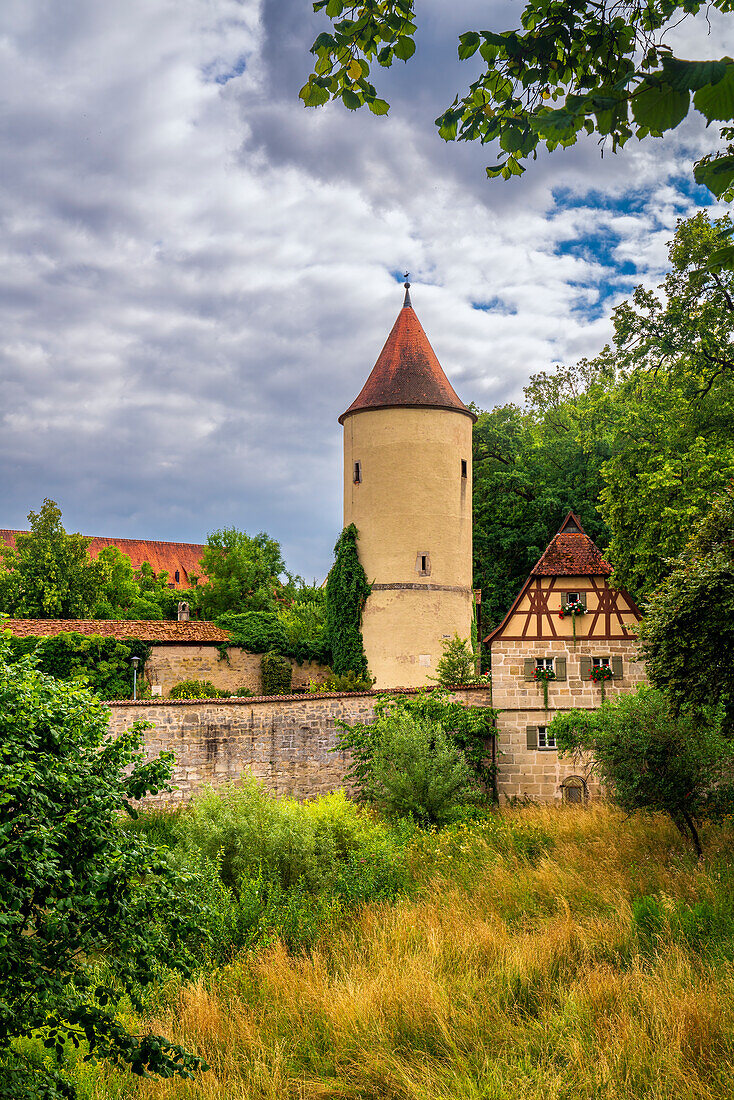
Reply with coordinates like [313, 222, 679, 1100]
[76, 805, 734, 1100]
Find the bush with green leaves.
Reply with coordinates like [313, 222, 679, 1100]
[215, 611, 288, 654]
[0, 639, 207, 1098]
[335, 688, 497, 797]
[171, 777, 406, 899]
[277, 587, 331, 665]
[309, 667, 374, 693]
[3, 631, 150, 699]
[369, 711, 479, 827]
[169, 679, 225, 700]
[260, 651, 292, 695]
[550, 686, 734, 856]
[432, 633, 478, 688]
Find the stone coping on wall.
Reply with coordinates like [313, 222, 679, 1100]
[105, 683, 493, 707]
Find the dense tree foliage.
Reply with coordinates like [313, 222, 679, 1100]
[550, 687, 734, 855]
[195, 528, 293, 619]
[0, 500, 99, 619]
[582, 213, 734, 596]
[473, 378, 609, 629]
[302, 0, 734, 223]
[326, 524, 370, 679]
[640, 488, 734, 735]
[0, 641, 206, 1097]
[2, 632, 150, 700]
[472, 212, 734, 623]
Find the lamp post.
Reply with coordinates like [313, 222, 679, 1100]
[131, 656, 140, 701]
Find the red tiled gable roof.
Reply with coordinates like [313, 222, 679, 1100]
[339, 290, 475, 424]
[1, 619, 229, 643]
[530, 511, 613, 577]
[0, 531, 206, 589]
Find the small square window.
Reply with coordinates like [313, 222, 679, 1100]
[592, 657, 611, 669]
[536, 657, 554, 671]
[537, 725, 556, 750]
[566, 591, 579, 604]
[461, 459, 468, 478]
[353, 461, 362, 484]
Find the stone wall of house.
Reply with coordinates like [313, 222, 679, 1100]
[491, 638, 648, 801]
[108, 686, 495, 804]
[144, 645, 330, 698]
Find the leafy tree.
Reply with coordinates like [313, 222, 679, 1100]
[550, 686, 734, 856]
[326, 524, 370, 678]
[215, 611, 288, 654]
[0, 500, 99, 619]
[0, 639, 207, 1097]
[90, 546, 140, 619]
[335, 688, 497, 797]
[640, 488, 734, 735]
[473, 380, 610, 628]
[196, 528, 289, 619]
[432, 634, 478, 688]
[581, 212, 734, 596]
[369, 712, 478, 826]
[302, 0, 734, 219]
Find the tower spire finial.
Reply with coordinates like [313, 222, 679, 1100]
[402, 272, 411, 308]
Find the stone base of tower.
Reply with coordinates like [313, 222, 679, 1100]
[362, 586, 474, 689]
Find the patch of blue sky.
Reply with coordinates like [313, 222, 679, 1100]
[471, 297, 517, 315]
[201, 56, 248, 85]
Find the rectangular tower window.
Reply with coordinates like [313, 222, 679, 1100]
[353, 461, 362, 484]
[415, 552, 431, 576]
[175, 570, 180, 583]
[461, 459, 468, 478]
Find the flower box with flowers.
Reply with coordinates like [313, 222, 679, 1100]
[560, 599, 586, 647]
[589, 663, 613, 700]
[534, 666, 556, 709]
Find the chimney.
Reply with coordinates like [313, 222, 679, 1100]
[177, 601, 190, 622]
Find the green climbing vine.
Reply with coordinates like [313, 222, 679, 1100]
[326, 524, 371, 679]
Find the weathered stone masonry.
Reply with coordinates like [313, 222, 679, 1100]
[107, 686, 495, 804]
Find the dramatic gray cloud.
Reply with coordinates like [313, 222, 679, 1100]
[0, 0, 732, 578]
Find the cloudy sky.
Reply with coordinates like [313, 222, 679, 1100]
[0, 0, 730, 579]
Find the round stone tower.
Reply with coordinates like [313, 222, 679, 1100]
[338, 284, 476, 688]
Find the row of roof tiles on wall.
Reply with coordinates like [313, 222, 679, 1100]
[1, 619, 229, 643]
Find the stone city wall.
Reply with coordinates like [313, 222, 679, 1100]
[108, 686, 495, 804]
[145, 644, 330, 698]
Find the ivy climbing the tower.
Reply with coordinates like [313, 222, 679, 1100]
[326, 524, 371, 680]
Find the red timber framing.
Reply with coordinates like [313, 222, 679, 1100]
[482, 511, 643, 644]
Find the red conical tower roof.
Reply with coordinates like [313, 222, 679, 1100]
[339, 285, 475, 424]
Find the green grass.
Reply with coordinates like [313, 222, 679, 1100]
[73, 804, 734, 1099]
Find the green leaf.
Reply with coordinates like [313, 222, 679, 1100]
[325, 0, 344, 15]
[367, 98, 390, 115]
[393, 37, 416, 61]
[705, 244, 734, 272]
[299, 82, 330, 107]
[694, 63, 734, 121]
[661, 56, 728, 92]
[342, 88, 362, 110]
[632, 82, 689, 131]
[694, 154, 734, 197]
[458, 32, 480, 60]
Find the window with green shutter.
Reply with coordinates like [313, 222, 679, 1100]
[526, 726, 538, 749]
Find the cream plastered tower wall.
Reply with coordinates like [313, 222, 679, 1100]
[339, 286, 476, 688]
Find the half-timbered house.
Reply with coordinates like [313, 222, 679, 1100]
[485, 511, 647, 801]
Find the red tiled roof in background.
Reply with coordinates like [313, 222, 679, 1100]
[530, 511, 613, 577]
[0, 531, 206, 589]
[339, 286, 476, 424]
[1, 619, 229, 643]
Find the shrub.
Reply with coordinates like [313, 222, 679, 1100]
[261, 651, 292, 695]
[369, 711, 479, 826]
[169, 679, 224, 699]
[2, 631, 150, 699]
[172, 776, 406, 900]
[215, 611, 287, 654]
[277, 590, 332, 665]
[432, 633, 479, 687]
[335, 688, 497, 796]
[309, 668, 373, 693]
[235, 685, 254, 697]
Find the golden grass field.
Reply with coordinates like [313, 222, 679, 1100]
[76, 804, 734, 1100]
